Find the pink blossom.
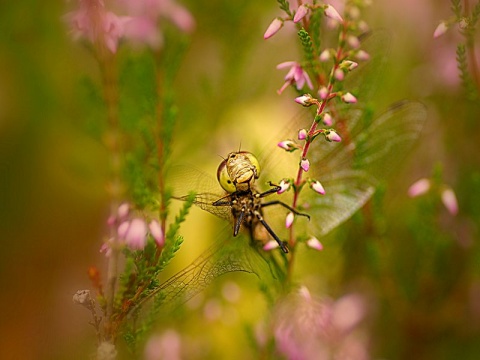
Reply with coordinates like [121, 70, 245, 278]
[306, 236, 323, 251]
[264, 18, 283, 39]
[294, 4, 309, 23]
[276, 61, 313, 94]
[325, 129, 341, 142]
[285, 212, 295, 228]
[322, 112, 332, 126]
[441, 187, 459, 215]
[123, 16, 163, 49]
[263, 240, 280, 251]
[324, 4, 343, 23]
[355, 50, 370, 61]
[433, 21, 449, 39]
[347, 35, 360, 49]
[341, 92, 357, 103]
[319, 48, 331, 62]
[311, 180, 326, 195]
[149, 219, 165, 247]
[298, 129, 308, 140]
[277, 140, 297, 151]
[408, 178, 431, 197]
[64, 0, 129, 53]
[319, 86, 329, 99]
[301, 158, 310, 172]
[144, 330, 182, 360]
[334, 68, 344, 81]
[124, 218, 148, 250]
[295, 94, 314, 106]
[341, 60, 358, 71]
[277, 179, 291, 194]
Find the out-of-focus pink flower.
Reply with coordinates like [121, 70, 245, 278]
[408, 178, 431, 197]
[277, 140, 298, 151]
[276, 61, 314, 94]
[324, 4, 343, 23]
[341, 60, 358, 71]
[433, 21, 449, 39]
[322, 112, 332, 126]
[124, 218, 148, 250]
[441, 187, 459, 215]
[123, 16, 163, 49]
[301, 158, 310, 172]
[65, 0, 129, 53]
[355, 50, 370, 61]
[341, 92, 357, 103]
[306, 236, 323, 250]
[285, 212, 295, 228]
[319, 49, 331, 62]
[334, 68, 345, 81]
[273, 287, 369, 360]
[319, 86, 329, 100]
[347, 35, 360, 49]
[263, 240, 279, 251]
[294, 4, 309, 23]
[311, 180, 326, 195]
[149, 219, 165, 246]
[295, 94, 314, 106]
[264, 18, 283, 39]
[144, 330, 182, 360]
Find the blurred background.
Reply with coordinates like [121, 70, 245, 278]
[1, 0, 479, 359]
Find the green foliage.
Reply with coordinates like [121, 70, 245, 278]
[456, 44, 479, 100]
[277, 0, 292, 17]
[298, 28, 317, 79]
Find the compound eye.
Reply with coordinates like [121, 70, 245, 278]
[217, 158, 236, 193]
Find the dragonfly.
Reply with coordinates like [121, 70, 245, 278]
[137, 32, 427, 314]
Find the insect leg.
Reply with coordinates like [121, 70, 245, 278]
[257, 181, 282, 197]
[253, 210, 289, 253]
[261, 200, 310, 220]
[233, 208, 246, 236]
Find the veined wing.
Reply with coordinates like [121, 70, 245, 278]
[169, 165, 233, 222]
[301, 101, 427, 237]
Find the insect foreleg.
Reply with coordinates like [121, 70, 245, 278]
[253, 210, 289, 253]
[261, 200, 310, 220]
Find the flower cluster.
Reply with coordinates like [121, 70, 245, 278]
[64, 0, 195, 53]
[102, 202, 165, 255]
[408, 178, 459, 216]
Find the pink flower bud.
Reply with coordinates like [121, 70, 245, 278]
[355, 50, 370, 61]
[323, 113, 333, 126]
[306, 236, 323, 251]
[300, 158, 310, 172]
[263, 240, 279, 251]
[319, 86, 329, 99]
[334, 68, 345, 81]
[324, 4, 343, 23]
[149, 219, 164, 247]
[433, 21, 448, 39]
[264, 18, 283, 39]
[277, 179, 291, 194]
[118, 202, 130, 219]
[298, 129, 308, 140]
[118, 221, 130, 239]
[325, 129, 341, 142]
[277, 140, 296, 151]
[407, 178, 431, 197]
[295, 94, 314, 106]
[293, 4, 309, 23]
[441, 187, 458, 216]
[341, 60, 358, 71]
[341, 92, 357, 103]
[319, 49, 331, 62]
[347, 35, 360, 49]
[311, 180, 326, 195]
[125, 218, 147, 250]
[285, 212, 294, 228]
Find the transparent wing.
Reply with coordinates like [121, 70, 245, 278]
[301, 101, 427, 237]
[169, 165, 233, 222]
[136, 232, 281, 316]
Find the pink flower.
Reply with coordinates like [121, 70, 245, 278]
[341, 60, 358, 71]
[263, 240, 280, 251]
[347, 35, 360, 49]
[124, 218, 148, 250]
[123, 16, 163, 49]
[300, 158, 310, 172]
[264, 18, 283, 39]
[285, 212, 295, 228]
[319, 49, 331, 62]
[441, 187, 458, 216]
[324, 129, 341, 142]
[311, 180, 326, 195]
[433, 21, 449, 39]
[277, 140, 298, 151]
[276, 61, 313, 94]
[408, 178, 431, 197]
[64, 0, 129, 53]
[341, 92, 357, 103]
[294, 4, 309, 23]
[298, 129, 308, 140]
[306, 236, 323, 251]
[144, 330, 182, 360]
[355, 50, 370, 61]
[319, 86, 329, 99]
[277, 179, 291, 194]
[324, 4, 343, 23]
[295, 94, 314, 106]
[322, 112, 332, 126]
[334, 68, 344, 81]
[149, 219, 165, 247]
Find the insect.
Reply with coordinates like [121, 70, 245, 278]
[178, 151, 309, 253]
